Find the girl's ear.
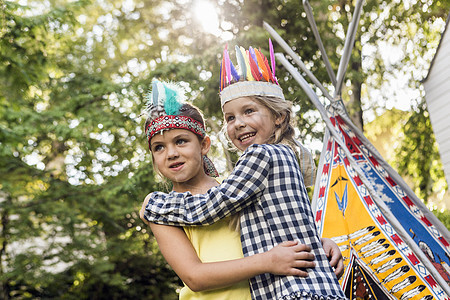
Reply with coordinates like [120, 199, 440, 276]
[275, 113, 286, 126]
[201, 136, 211, 156]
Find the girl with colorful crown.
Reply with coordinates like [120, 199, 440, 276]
[142, 40, 347, 300]
[142, 79, 321, 299]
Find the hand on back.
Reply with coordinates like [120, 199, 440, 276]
[264, 240, 315, 277]
[321, 238, 344, 279]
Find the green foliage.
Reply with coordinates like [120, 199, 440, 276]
[433, 209, 450, 231]
[0, 1, 182, 298]
[394, 98, 447, 202]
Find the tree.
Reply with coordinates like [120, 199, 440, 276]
[0, 0, 207, 298]
[394, 98, 446, 202]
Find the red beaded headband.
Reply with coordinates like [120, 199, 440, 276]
[146, 115, 206, 143]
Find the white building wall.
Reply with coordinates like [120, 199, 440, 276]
[423, 17, 450, 186]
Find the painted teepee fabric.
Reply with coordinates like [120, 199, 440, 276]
[313, 100, 450, 299]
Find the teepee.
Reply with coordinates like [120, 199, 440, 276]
[265, 1, 450, 298]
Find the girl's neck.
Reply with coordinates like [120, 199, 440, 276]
[172, 173, 218, 195]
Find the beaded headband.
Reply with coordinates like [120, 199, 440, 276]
[144, 79, 219, 177]
[146, 115, 206, 142]
[219, 39, 285, 107]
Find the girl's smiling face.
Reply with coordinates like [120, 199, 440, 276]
[223, 97, 277, 151]
[150, 129, 209, 189]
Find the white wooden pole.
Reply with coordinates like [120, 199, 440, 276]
[302, 0, 337, 86]
[263, 21, 334, 102]
[334, 0, 364, 98]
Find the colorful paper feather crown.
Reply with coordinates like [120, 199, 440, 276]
[219, 39, 285, 107]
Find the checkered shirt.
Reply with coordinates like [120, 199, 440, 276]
[145, 144, 347, 300]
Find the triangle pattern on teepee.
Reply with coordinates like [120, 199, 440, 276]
[342, 249, 395, 299]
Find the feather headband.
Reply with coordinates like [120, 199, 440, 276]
[219, 39, 285, 107]
[144, 79, 218, 177]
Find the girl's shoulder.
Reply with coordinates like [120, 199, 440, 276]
[263, 143, 296, 155]
[243, 143, 296, 160]
[245, 143, 292, 152]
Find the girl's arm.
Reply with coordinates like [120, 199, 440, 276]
[142, 205, 345, 279]
[143, 144, 273, 225]
[150, 222, 316, 292]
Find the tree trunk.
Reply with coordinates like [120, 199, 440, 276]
[348, 77, 363, 131]
[0, 193, 10, 300]
[347, 36, 364, 132]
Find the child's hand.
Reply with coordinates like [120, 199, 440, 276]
[264, 240, 315, 277]
[139, 195, 151, 225]
[321, 238, 344, 279]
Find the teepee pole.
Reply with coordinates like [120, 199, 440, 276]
[335, 0, 364, 98]
[302, 0, 337, 86]
[276, 53, 328, 114]
[277, 52, 450, 295]
[263, 21, 334, 102]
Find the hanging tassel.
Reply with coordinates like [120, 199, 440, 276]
[235, 45, 246, 80]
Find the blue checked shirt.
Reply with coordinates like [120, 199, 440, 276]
[145, 144, 347, 300]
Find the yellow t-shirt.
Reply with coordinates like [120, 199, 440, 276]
[179, 216, 252, 300]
